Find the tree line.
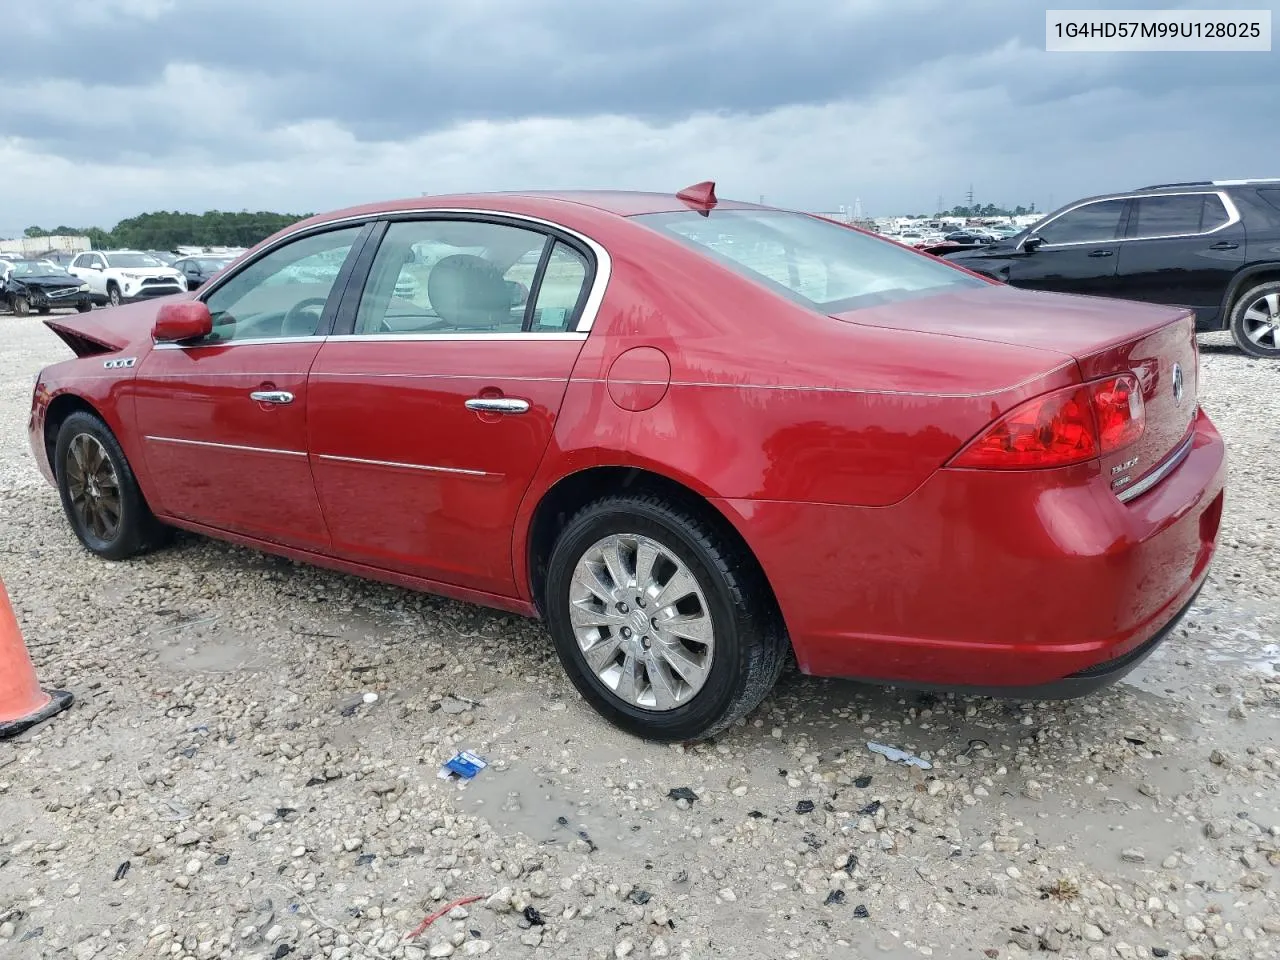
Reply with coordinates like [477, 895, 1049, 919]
[20, 210, 312, 250]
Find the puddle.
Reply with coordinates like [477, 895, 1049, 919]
[455, 758, 654, 857]
[148, 618, 269, 672]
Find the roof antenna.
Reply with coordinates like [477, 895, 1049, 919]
[676, 181, 717, 215]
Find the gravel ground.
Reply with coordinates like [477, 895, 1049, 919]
[0, 315, 1277, 960]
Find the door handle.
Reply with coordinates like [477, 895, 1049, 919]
[250, 390, 294, 405]
[465, 397, 530, 414]
[1209, 241, 1239, 250]
[1087, 249, 1114, 258]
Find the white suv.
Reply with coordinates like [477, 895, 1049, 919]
[67, 250, 186, 307]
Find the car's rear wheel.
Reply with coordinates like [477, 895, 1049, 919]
[55, 411, 167, 560]
[107, 283, 122, 307]
[10, 294, 30, 316]
[1229, 280, 1280, 359]
[544, 494, 787, 741]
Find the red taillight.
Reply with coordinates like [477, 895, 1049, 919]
[949, 373, 1145, 470]
[1089, 374, 1145, 453]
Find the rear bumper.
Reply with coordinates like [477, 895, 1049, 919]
[716, 407, 1226, 692]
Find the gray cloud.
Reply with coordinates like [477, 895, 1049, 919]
[0, 0, 1277, 230]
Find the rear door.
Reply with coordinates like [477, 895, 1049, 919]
[133, 223, 370, 550]
[306, 214, 598, 596]
[1115, 191, 1245, 322]
[1007, 197, 1129, 296]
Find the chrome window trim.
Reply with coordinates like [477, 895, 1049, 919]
[154, 331, 589, 350]
[144, 435, 307, 458]
[1116, 433, 1195, 504]
[1021, 191, 1240, 251]
[326, 332, 588, 343]
[315, 453, 491, 477]
[194, 207, 612, 336]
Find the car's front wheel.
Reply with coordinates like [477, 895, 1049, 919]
[76, 301, 92, 313]
[10, 294, 30, 316]
[55, 411, 167, 560]
[544, 494, 787, 741]
[1229, 280, 1280, 359]
[106, 283, 122, 307]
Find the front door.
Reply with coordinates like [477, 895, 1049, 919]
[307, 215, 596, 596]
[1008, 197, 1130, 297]
[133, 223, 368, 550]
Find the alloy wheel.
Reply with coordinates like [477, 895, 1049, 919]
[1241, 292, 1280, 351]
[65, 433, 122, 542]
[568, 533, 715, 711]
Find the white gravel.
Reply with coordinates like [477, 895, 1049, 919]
[1, 315, 1277, 960]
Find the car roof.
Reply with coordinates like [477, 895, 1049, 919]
[301, 188, 768, 226]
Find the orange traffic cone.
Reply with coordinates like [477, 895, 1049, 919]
[0, 580, 72, 740]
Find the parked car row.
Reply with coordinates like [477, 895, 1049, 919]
[939, 178, 1280, 359]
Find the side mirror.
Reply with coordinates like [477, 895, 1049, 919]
[1022, 236, 1044, 252]
[507, 280, 529, 307]
[153, 301, 212, 342]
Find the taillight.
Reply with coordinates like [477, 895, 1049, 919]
[1089, 374, 1145, 453]
[949, 373, 1145, 470]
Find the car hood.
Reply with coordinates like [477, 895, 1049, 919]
[114, 266, 181, 277]
[831, 284, 1190, 367]
[44, 296, 185, 355]
[16, 271, 80, 281]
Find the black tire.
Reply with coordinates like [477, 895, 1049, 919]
[37, 305, 50, 315]
[107, 283, 122, 307]
[544, 494, 787, 741]
[77, 301, 93, 313]
[55, 411, 167, 560]
[10, 294, 30, 316]
[1228, 279, 1280, 359]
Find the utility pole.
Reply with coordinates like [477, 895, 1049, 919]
[966, 184, 975, 207]
[936, 193, 944, 215]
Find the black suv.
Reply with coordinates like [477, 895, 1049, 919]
[944, 179, 1280, 359]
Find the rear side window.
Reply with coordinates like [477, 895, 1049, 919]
[634, 210, 983, 312]
[1036, 199, 1126, 245]
[1256, 188, 1280, 213]
[1130, 194, 1229, 238]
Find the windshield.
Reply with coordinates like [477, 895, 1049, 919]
[12, 261, 67, 277]
[107, 253, 165, 268]
[636, 210, 983, 312]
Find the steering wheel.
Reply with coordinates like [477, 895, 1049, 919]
[282, 297, 328, 336]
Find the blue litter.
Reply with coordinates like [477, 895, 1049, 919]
[438, 750, 488, 780]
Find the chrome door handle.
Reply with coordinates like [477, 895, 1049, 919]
[1087, 249, 1114, 258]
[1209, 241, 1239, 250]
[465, 397, 530, 414]
[250, 390, 294, 405]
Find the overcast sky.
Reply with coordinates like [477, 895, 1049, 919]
[2, 0, 1276, 233]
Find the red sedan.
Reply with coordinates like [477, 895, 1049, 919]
[28, 183, 1225, 740]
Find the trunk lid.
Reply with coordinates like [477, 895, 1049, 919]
[832, 285, 1198, 493]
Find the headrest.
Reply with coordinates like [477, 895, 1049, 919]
[427, 254, 511, 329]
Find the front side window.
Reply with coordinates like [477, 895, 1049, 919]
[1036, 199, 1127, 245]
[202, 226, 362, 342]
[635, 210, 983, 312]
[353, 219, 590, 335]
[1130, 194, 1222, 238]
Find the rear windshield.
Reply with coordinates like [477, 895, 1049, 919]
[634, 209, 984, 312]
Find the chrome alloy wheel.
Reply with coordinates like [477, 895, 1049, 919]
[1241, 292, 1280, 350]
[568, 533, 715, 711]
[65, 433, 122, 541]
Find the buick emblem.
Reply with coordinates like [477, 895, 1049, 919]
[1171, 362, 1185, 405]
